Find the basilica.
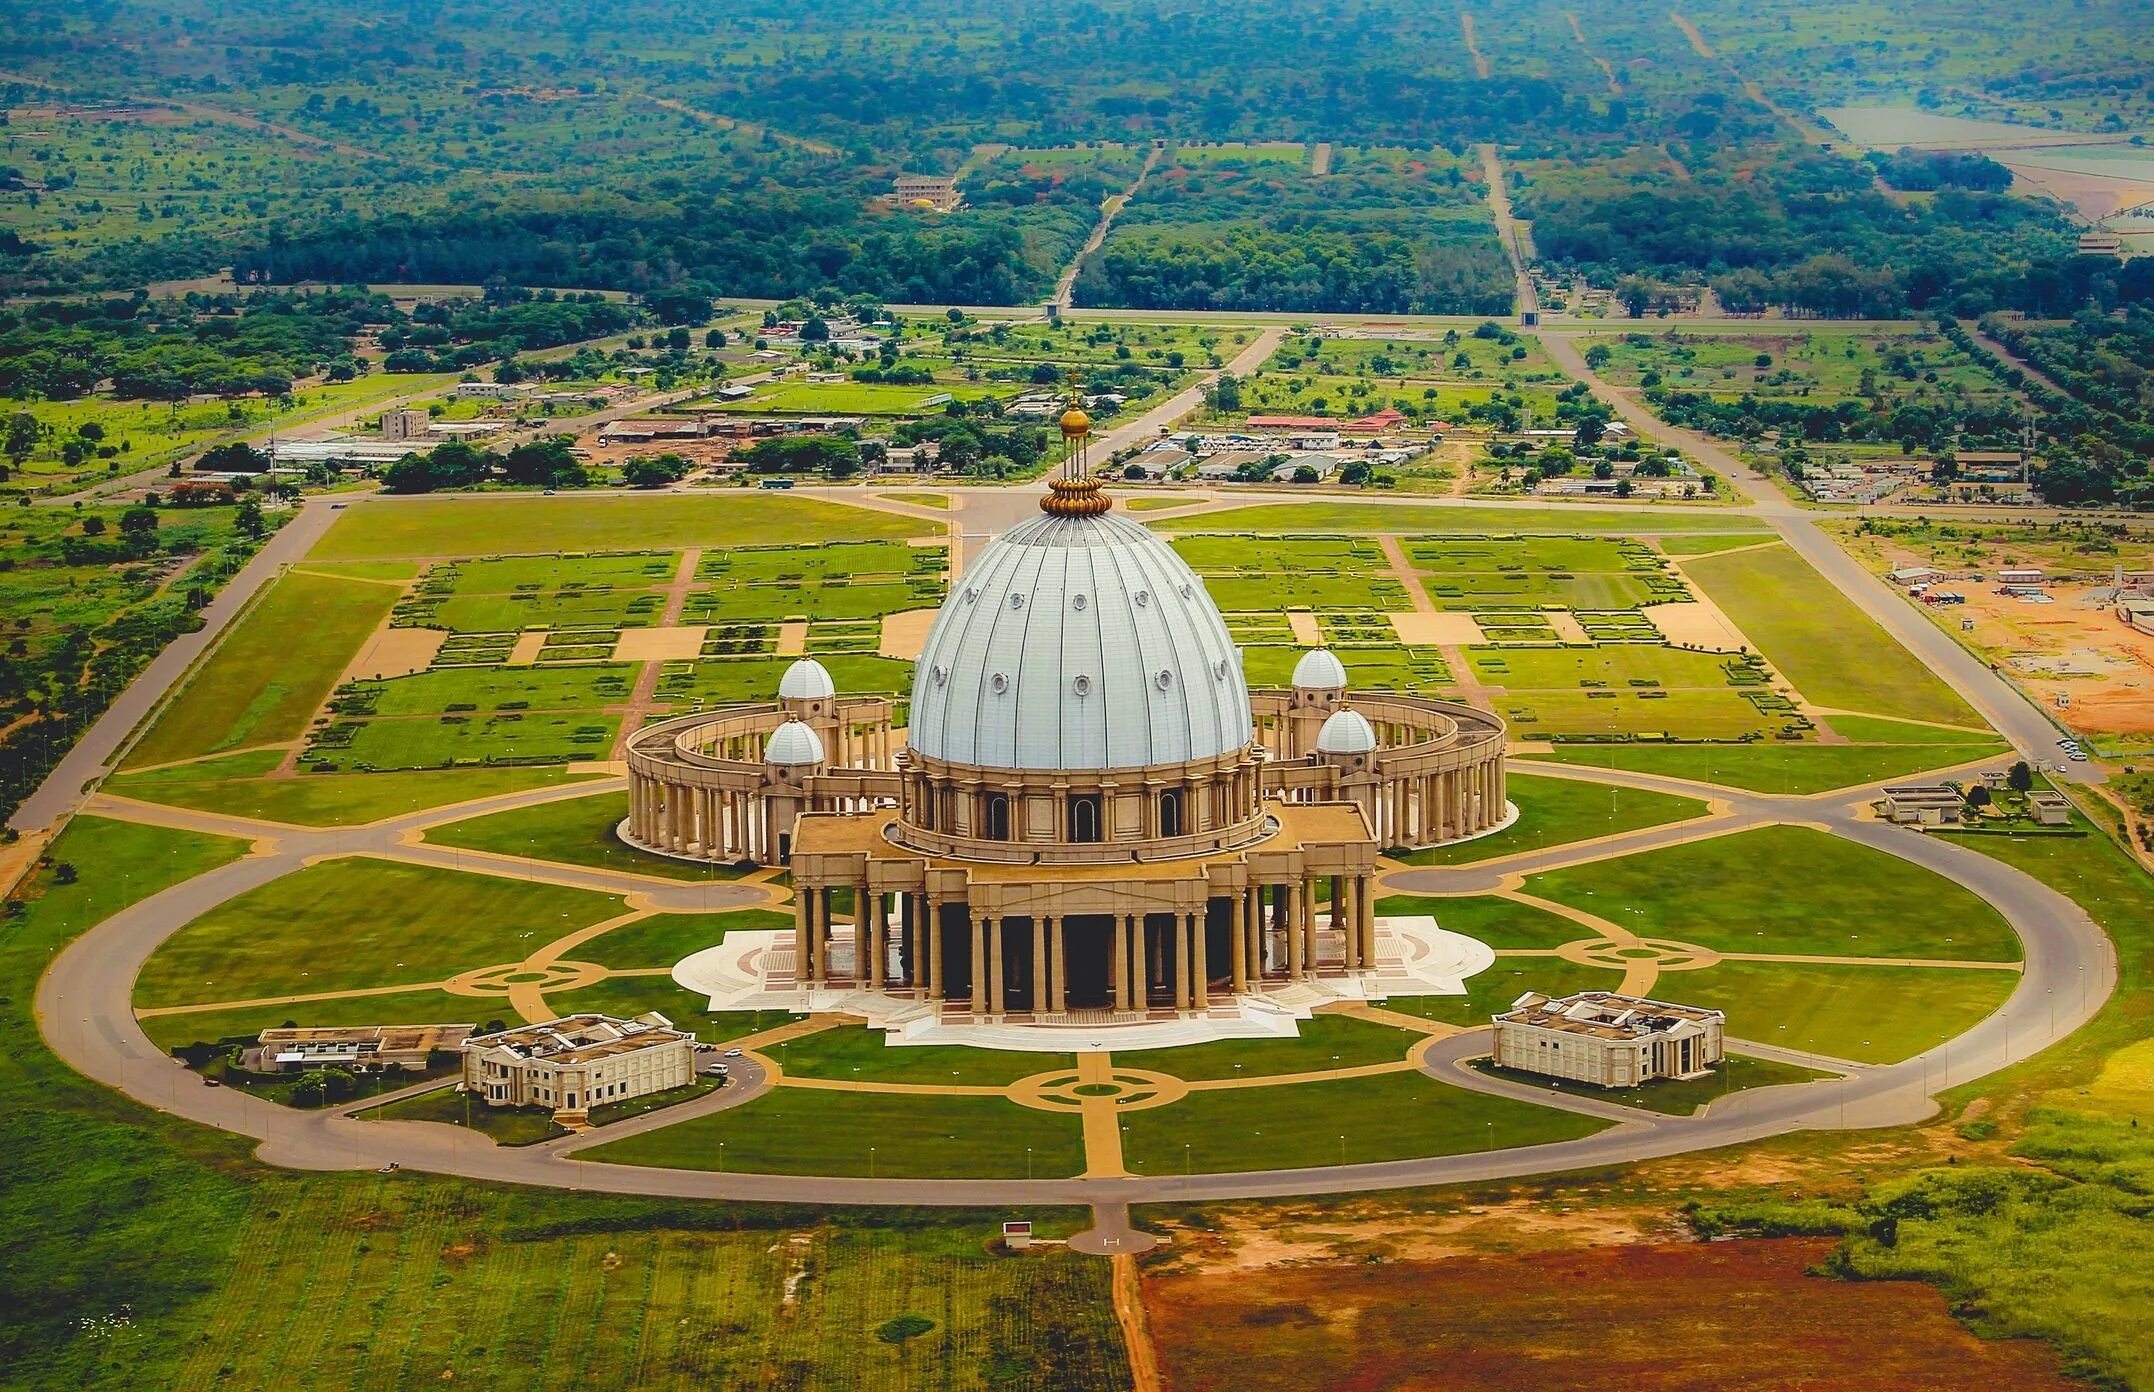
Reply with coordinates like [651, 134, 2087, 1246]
[624, 406, 1509, 1031]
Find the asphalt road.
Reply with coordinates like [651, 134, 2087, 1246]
[34, 752, 2113, 1206]
[10, 497, 341, 833]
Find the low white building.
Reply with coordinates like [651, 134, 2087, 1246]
[452, 381, 533, 401]
[1493, 990, 1724, 1088]
[461, 1012, 695, 1114]
[250, 1023, 474, 1074]
[1881, 783, 1966, 825]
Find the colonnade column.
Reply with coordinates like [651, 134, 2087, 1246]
[1341, 875, 1360, 970]
[927, 895, 945, 1004]
[1118, 914, 1138, 1011]
[1302, 877, 1319, 975]
[1174, 913, 1193, 1011]
[970, 913, 989, 1016]
[1031, 916, 1047, 1015]
[1229, 889, 1249, 993]
[988, 917, 1006, 1017]
[793, 879, 812, 987]
[1050, 916, 1067, 1014]
[1189, 910, 1208, 1011]
[1286, 880, 1306, 982]
[1120, 917, 1137, 1012]
[1359, 872, 1378, 969]
[859, 877, 878, 989]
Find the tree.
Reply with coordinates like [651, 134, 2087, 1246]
[79, 516, 106, 537]
[234, 495, 267, 540]
[645, 287, 713, 325]
[1209, 373, 1241, 412]
[621, 453, 689, 488]
[4, 411, 40, 464]
[196, 441, 269, 474]
[799, 316, 831, 343]
[1291, 464, 1320, 483]
[501, 438, 583, 488]
[52, 862, 77, 885]
[119, 505, 159, 538]
[2007, 760, 2034, 793]
[1966, 784, 1993, 810]
[1339, 460, 1371, 486]
[704, 329, 728, 349]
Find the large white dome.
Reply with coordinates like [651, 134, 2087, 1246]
[907, 511, 1252, 770]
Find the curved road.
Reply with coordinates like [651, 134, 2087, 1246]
[35, 755, 2113, 1207]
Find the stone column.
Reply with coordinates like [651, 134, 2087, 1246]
[1359, 872, 1378, 968]
[1190, 910, 1208, 1011]
[927, 896, 945, 1001]
[970, 913, 989, 1016]
[1114, 912, 1131, 1012]
[793, 879, 812, 987]
[1341, 875, 1360, 970]
[1032, 917, 1048, 1016]
[1286, 880, 1305, 982]
[1229, 889, 1249, 993]
[1302, 877, 1320, 974]
[1050, 916, 1067, 1014]
[1174, 913, 1192, 1011]
[988, 917, 1006, 1017]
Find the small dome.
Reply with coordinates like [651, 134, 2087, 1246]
[777, 657, 836, 701]
[1316, 708, 1378, 756]
[1060, 406, 1092, 436]
[1292, 648, 1349, 690]
[764, 720, 826, 766]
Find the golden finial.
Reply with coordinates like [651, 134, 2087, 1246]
[1041, 373, 1110, 517]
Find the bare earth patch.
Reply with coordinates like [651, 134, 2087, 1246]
[879, 608, 938, 660]
[1145, 1237, 2076, 1392]
[1387, 612, 1485, 645]
[1644, 601, 1745, 652]
[612, 626, 708, 662]
[341, 626, 445, 682]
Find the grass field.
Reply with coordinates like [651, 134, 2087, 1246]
[423, 790, 751, 882]
[1116, 1071, 1605, 1174]
[765, 1028, 1070, 1087]
[1155, 505, 1771, 536]
[133, 860, 625, 1008]
[105, 763, 601, 826]
[362, 1084, 565, 1144]
[1526, 824, 2022, 961]
[1380, 959, 1628, 1029]
[1474, 1053, 1832, 1115]
[1390, 773, 1709, 866]
[715, 381, 1009, 414]
[582, 1087, 1087, 1178]
[1114, 1013, 1422, 1081]
[1681, 543, 1984, 727]
[575, 910, 789, 970]
[1528, 740, 2008, 795]
[1682, 961, 2017, 1063]
[126, 571, 400, 768]
[309, 495, 929, 562]
[139, 984, 495, 1052]
[1376, 894, 1603, 950]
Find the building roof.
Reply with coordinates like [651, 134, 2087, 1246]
[778, 657, 836, 700]
[907, 509, 1252, 770]
[1292, 647, 1349, 690]
[1245, 415, 1339, 430]
[465, 1013, 688, 1065]
[765, 719, 827, 766]
[1498, 990, 1722, 1040]
[1316, 707, 1378, 755]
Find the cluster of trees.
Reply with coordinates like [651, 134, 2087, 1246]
[1075, 225, 1512, 315]
[377, 289, 640, 372]
[1943, 311, 2154, 504]
[1650, 387, 2025, 455]
[0, 290, 361, 401]
[732, 436, 862, 478]
[1522, 141, 2107, 320]
[1869, 148, 2014, 193]
[890, 416, 1051, 478]
[231, 194, 1066, 306]
[380, 437, 586, 493]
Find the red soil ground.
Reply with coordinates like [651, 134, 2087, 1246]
[1144, 1238, 2072, 1392]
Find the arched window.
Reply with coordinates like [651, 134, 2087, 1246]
[985, 792, 1012, 841]
[1158, 789, 1184, 838]
[1069, 793, 1103, 843]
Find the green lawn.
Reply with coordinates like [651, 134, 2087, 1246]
[1526, 824, 2021, 961]
[1154, 505, 1770, 535]
[1682, 542, 1983, 727]
[766, 1028, 1069, 1087]
[1472, 1053, 1832, 1115]
[1113, 1013, 1422, 1081]
[577, 910, 789, 970]
[105, 764, 603, 827]
[1678, 961, 2018, 1064]
[581, 1087, 1087, 1179]
[139, 986, 496, 1053]
[1525, 741, 2009, 795]
[715, 381, 1008, 415]
[1379, 960, 1628, 1029]
[359, 1085, 565, 1145]
[126, 571, 400, 768]
[544, 976, 798, 1042]
[309, 495, 930, 562]
[1374, 894, 1596, 950]
[133, 860, 625, 1008]
[1117, 1071, 1606, 1174]
[1390, 773, 1709, 865]
[424, 791, 751, 882]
